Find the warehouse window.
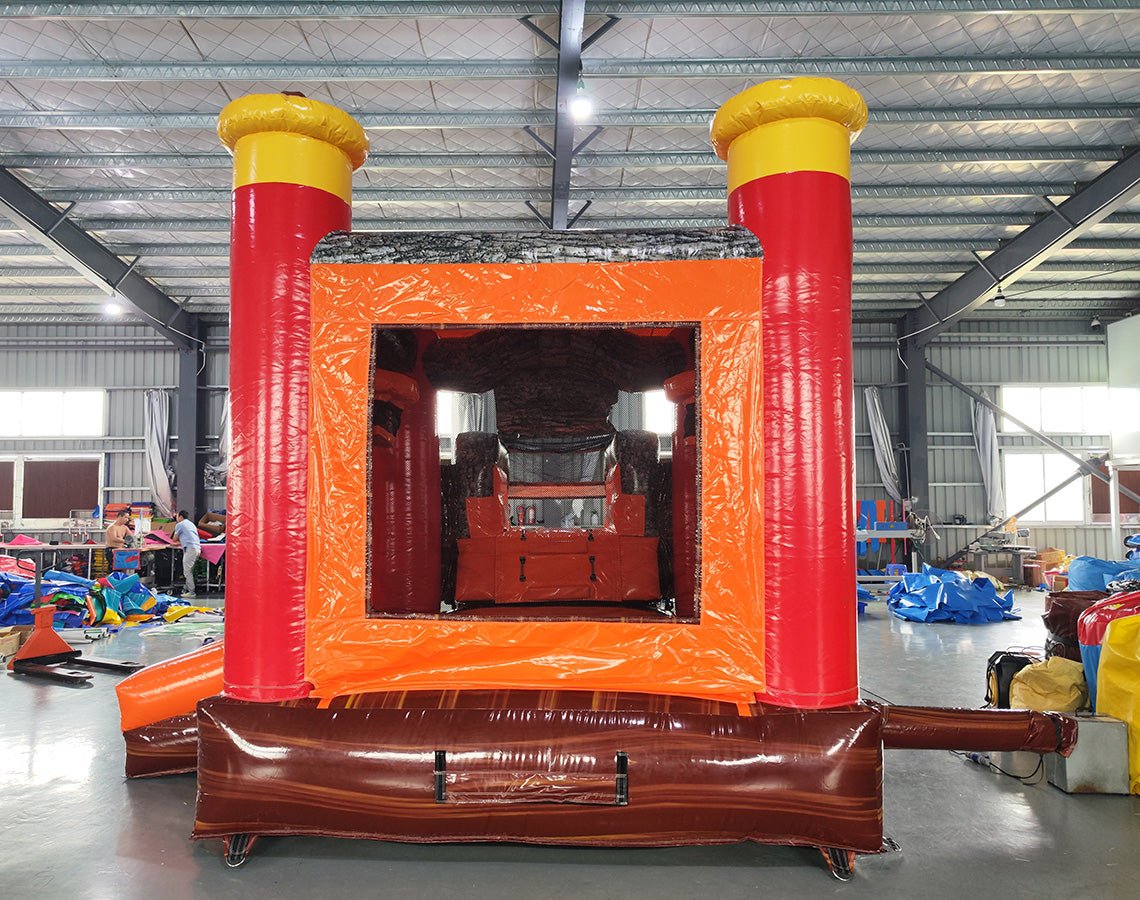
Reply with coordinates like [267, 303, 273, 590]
[0, 455, 103, 525]
[999, 385, 1109, 435]
[642, 389, 675, 436]
[0, 390, 106, 437]
[1003, 452, 1084, 524]
[998, 384, 1109, 524]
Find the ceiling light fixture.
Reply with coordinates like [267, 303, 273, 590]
[569, 75, 593, 121]
[104, 299, 124, 316]
[992, 285, 1007, 308]
[1091, 315, 1102, 329]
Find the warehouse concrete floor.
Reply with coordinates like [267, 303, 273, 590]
[2, 592, 1138, 899]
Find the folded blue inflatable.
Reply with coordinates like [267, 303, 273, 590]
[1065, 556, 1140, 591]
[887, 564, 1020, 624]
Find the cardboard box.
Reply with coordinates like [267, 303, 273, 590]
[1035, 547, 1067, 568]
[0, 624, 31, 662]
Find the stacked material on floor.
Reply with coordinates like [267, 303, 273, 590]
[1043, 590, 1109, 661]
[0, 567, 195, 629]
[888, 564, 1019, 624]
[1065, 556, 1140, 591]
[1078, 592, 1140, 708]
[1096, 615, 1140, 794]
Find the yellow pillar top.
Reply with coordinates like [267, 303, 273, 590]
[710, 77, 868, 162]
[218, 93, 369, 170]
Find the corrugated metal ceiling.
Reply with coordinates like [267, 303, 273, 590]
[0, 1, 1138, 323]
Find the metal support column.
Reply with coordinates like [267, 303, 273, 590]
[549, 0, 585, 230]
[900, 330, 929, 516]
[1110, 462, 1123, 558]
[174, 319, 206, 518]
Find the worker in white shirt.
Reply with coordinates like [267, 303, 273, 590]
[173, 509, 202, 598]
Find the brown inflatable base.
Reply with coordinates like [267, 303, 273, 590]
[124, 712, 201, 778]
[880, 704, 1077, 754]
[126, 693, 1077, 787]
[191, 691, 886, 852]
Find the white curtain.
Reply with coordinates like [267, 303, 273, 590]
[204, 392, 230, 488]
[863, 386, 903, 503]
[144, 389, 175, 517]
[457, 390, 495, 433]
[972, 391, 1006, 522]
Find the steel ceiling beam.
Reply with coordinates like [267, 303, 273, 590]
[4, 1, 1137, 16]
[0, 166, 197, 348]
[850, 299, 1139, 310]
[0, 59, 558, 81]
[9, 211, 1128, 234]
[856, 260, 1137, 275]
[854, 281, 1140, 295]
[6, 279, 1136, 299]
[28, 182, 1087, 203]
[593, 54, 1140, 77]
[0, 106, 1133, 130]
[547, 0, 586, 230]
[857, 238, 1140, 251]
[0, 264, 231, 277]
[4, 55, 1137, 82]
[852, 213, 1140, 227]
[905, 147, 1140, 345]
[0, 302, 1126, 322]
[3, 236, 1138, 260]
[0, 285, 230, 296]
[0, 146, 1125, 170]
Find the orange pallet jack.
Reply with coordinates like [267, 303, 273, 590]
[7, 605, 144, 685]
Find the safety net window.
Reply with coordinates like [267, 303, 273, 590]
[367, 325, 699, 623]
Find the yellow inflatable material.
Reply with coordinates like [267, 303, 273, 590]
[1096, 614, 1140, 794]
[709, 76, 868, 161]
[1010, 656, 1088, 713]
[217, 93, 369, 169]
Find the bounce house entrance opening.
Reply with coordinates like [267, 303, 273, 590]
[367, 324, 700, 623]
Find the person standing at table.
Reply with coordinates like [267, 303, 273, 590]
[174, 509, 202, 598]
[104, 509, 131, 570]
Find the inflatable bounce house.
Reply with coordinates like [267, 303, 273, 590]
[117, 78, 1076, 879]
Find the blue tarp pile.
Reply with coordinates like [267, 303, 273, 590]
[887, 564, 1020, 624]
[1065, 556, 1140, 592]
[0, 567, 183, 628]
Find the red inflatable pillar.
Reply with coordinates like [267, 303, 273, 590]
[711, 78, 868, 709]
[371, 335, 442, 615]
[218, 95, 367, 700]
[664, 370, 697, 618]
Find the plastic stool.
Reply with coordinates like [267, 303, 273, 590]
[885, 563, 907, 576]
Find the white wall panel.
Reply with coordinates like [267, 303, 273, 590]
[856, 319, 1112, 562]
[0, 322, 227, 510]
[0, 318, 1115, 559]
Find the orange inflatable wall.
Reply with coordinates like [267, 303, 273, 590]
[305, 256, 766, 704]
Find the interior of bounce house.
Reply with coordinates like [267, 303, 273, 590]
[113, 78, 1079, 879]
